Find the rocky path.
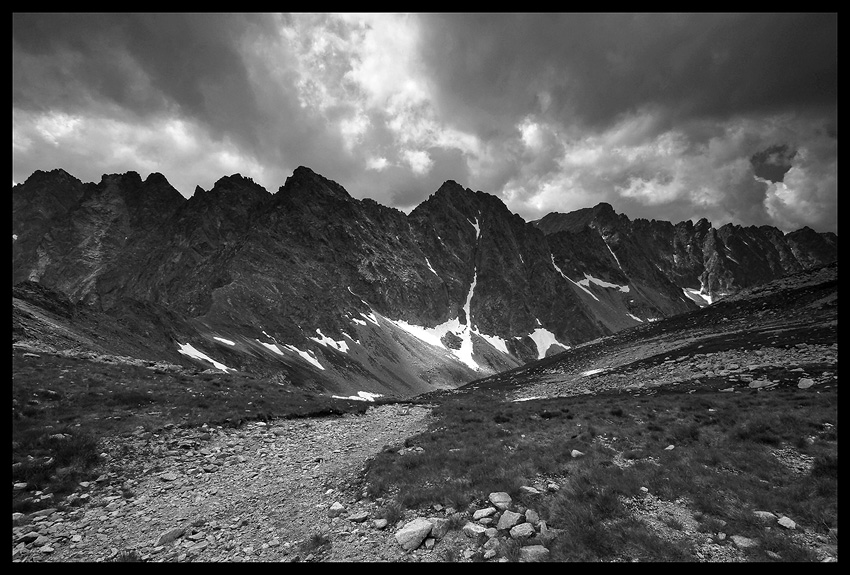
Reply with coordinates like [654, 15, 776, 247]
[13, 404, 438, 562]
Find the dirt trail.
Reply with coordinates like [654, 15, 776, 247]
[17, 404, 434, 562]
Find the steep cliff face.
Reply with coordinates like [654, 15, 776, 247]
[12, 169, 87, 285]
[12, 168, 838, 398]
[13, 171, 185, 307]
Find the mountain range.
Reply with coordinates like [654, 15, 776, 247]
[12, 167, 837, 398]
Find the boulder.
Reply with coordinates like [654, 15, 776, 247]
[327, 502, 345, 518]
[473, 506, 497, 520]
[488, 492, 512, 511]
[510, 522, 536, 540]
[497, 510, 523, 530]
[395, 518, 433, 551]
[778, 516, 797, 530]
[348, 511, 369, 523]
[427, 517, 450, 540]
[462, 522, 487, 541]
[752, 510, 777, 524]
[730, 535, 758, 549]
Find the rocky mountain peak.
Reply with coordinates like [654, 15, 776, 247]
[591, 201, 615, 215]
[194, 174, 271, 207]
[694, 218, 712, 233]
[434, 179, 466, 195]
[99, 171, 143, 188]
[278, 166, 352, 203]
[18, 168, 80, 188]
[410, 180, 485, 225]
[144, 172, 170, 186]
[533, 203, 621, 235]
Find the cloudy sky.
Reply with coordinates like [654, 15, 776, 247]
[13, 13, 837, 233]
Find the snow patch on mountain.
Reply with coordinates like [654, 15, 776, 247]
[283, 344, 324, 370]
[603, 238, 624, 271]
[214, 337, 235, 346]
[331, 391, 383, 402]
[627, 313, 643, 322]
[580, 368, 607, 376]
[424, 256, 438, 276]
[390, 318, 448, 348]
[256, 339, 284, 356]
[682, 287, 712, 307]
[577, 273, 630, 292]
[477, 332, 509, 354]
[513, 396, 545, 402]
[341, 331, 360, 345]
[528, 323, 570, 360]
[551, 254, 599, 301]
[361, 311, 380, 325]
[177, 342, 231, 372]
[468, 216, 480, 239]
[310, 328, 349, 353]
[381, 268, 484, 371]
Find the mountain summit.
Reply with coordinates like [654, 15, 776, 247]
[12, 167, 837, 398]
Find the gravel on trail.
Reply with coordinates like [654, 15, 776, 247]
[13, 404, 437, 563]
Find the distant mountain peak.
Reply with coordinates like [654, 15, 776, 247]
[20, 167, 81, 187]
[435, 179, 466, 194]
[280, 166, 352, 202]
[99, 171, 143, 186]
[208, 173, 270, 198]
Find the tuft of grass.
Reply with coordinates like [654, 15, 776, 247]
[377, 501, 404, 524]
[446, 512, 466, 531]
[810, 454, 838, 479]
[663, 515, 686, 531]
[300, 532, 331, 554]
[112, 549, 143, 562]
[501, 538, 522, 562]
[441, 546, 459, 562]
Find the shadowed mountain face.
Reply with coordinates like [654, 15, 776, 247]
[11, 167, 837, 398]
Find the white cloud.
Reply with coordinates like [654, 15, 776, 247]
[33, 112, 82, 145]
[366, 156, 389, 171]
[273, 14, 485, 180]
[403, 149, 433, 175]
[339, 112, 371, 152]
[762, 146, 837, 232]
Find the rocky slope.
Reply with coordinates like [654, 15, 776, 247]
[467, 262, 838, 400]
[11, 263, 838, 563]
[12, 168, 837, 398]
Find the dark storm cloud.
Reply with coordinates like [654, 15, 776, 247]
[750, 144, 797, 183]
[13, 13, 275, 148]
[417, 13, 837, 135]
